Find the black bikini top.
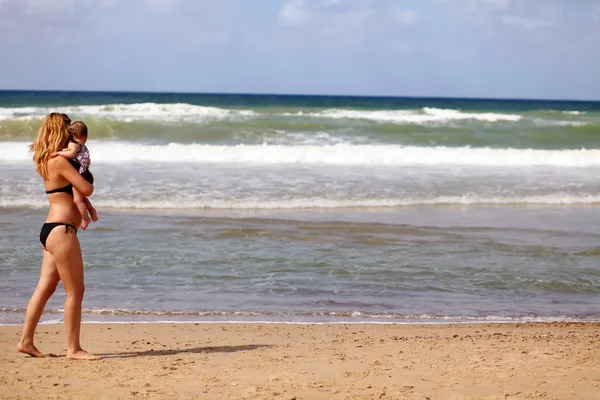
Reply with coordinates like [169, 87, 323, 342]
[46, 184, 73, 196]
[45, 158, 81, 196]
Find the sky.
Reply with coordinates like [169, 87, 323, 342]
[0, 0, 599, 100]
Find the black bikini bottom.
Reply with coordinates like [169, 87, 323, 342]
[40, 223, 77, 249]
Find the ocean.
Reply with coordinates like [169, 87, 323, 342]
[1, 90, 599, 325]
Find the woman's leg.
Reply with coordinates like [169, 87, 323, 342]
[45, 227, 100, 360]
[18, 250, 60, 357]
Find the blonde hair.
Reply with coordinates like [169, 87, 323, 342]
[30, 113, 70, 179]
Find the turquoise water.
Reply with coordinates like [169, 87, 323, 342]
[1, 91, 599, 324]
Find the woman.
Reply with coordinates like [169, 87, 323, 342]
[18, 113, 99, 360]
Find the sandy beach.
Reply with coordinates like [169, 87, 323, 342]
[1, 322, 598, 399]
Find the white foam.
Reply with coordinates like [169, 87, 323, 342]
[1, 318, 596, 326]
[0, 306, 596, 325]
[0, 103, 257, 123]
[298, 107, 523, 124]
[2, 194, 600, 210]
[2, 141, 599, 167]
[533, 119, 588, 127]
[0, 105, 525, 124]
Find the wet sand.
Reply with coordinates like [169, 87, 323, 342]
[1, 322, 599, 399]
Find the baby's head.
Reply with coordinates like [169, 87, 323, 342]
[69, 121, 88, 144]
[61, 113, 72, 126]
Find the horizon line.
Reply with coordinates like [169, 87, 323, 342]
[0, 89, 598, 103]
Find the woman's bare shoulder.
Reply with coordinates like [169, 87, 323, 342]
[47, 156, 71, 169]
[46, 156, 74, 179]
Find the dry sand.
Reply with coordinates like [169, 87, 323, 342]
[1, 322, 599, 399]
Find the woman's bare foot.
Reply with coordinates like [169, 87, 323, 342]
[90, 207, 98, 222]
[17, 340, 44, 358]
[67, 349, 101, 360]
[81, 216, 91, 230]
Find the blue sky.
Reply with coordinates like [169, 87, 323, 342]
[0, 0, 599, 99]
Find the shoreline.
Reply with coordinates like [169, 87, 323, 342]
[2, 318, 600, 327]
[2, 321, 599, 399]
[2, 311, 600, 327]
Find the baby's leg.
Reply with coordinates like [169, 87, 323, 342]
[73, 188, 91, 229]
[83, 197, 98, 222]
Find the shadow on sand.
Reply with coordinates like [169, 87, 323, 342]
[97, 344, 273, 359]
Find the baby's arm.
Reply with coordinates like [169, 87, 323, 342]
[52, 142, 80, 159]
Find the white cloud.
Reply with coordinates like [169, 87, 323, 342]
[138, 0, 181, 13]
[0, 0, 78, 35]
[500, 15, 554, 30]
[0, 0, 229, 48]
[279, 0, 309, 26]
[478, 0, 510, 11]
[441, 0, 510, 13]
[440, 0, 506, 25]
[442, 0, 563, 31]
[0, 0, 185, 19]
[276, 1, 412, 46]
[393, 10, 418, 26]
[24, 0, 76, 12]
[0, 0, 191, 17]
[0, 0, 76, 16]
[324, 8, 375, 35]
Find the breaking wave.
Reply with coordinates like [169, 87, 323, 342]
[2, 141, 599, 167]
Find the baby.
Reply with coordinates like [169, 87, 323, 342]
[52, 120, 98, 229]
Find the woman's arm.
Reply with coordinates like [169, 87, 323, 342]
[51, 142, 80, 159]
[54, 157, 94, 197]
